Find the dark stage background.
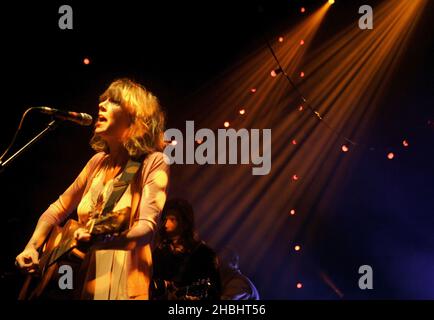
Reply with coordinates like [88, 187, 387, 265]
[0, 0, 433, 299]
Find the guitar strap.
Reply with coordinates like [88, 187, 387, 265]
[100, 158, 141, 216]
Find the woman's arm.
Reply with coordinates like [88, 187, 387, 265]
[16, 152, 105, 271]
[15, 219, 53, 273]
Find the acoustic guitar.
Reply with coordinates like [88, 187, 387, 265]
[18, 207, 130, 300]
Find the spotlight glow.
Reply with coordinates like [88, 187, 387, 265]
[224, 121, 230, 128]
[83, 58, 90, 65]
[250, 88, 257, 93]
[300, 72, 305, 78]
[328, 0, 335, 4]
[402, 140, 409, 147]
[290, 209, 296, 215]
[296, 283, 303, 289]
[300, 40, 305, 45]
[298, 106, 304, 111]
[342, 145, 349, 152]
[171, 140, 177, 146]
[292, 139, 297, 145]
[292, 174, 299, 181]
[271, 68, 282, 77]
[294, 245, 301, 251]
[239, 109, 246, 115]
[387, 152, 395, 160]
[278, 36, 284, 43]
[300, 7, 306, 13]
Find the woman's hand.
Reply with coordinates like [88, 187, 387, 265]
[15, 246, 39, 274]
[74, 228, 91, 242]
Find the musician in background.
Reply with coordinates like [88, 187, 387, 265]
[15, 78, 169, 300]
[218, 247, 260, 300]
[151, 198, 221, 300]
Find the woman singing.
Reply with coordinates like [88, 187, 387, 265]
[15, 78, 170, 300]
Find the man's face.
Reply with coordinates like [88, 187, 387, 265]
[164, 212, 181, 237]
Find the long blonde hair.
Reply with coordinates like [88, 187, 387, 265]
[90, 78, 166, 158]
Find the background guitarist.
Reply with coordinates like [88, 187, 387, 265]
[15, 78, 170, 300]
[151, 198, 221, 300]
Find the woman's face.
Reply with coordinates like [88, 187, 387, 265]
[95, 98, 131, 141]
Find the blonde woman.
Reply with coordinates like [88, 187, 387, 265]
[15, 78, 170, 300]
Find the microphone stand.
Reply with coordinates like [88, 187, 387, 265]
[0, 119, 60, 174]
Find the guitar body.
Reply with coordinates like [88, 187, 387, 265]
[151, 278, 212, 300]
[170, 278, 212, 300]
[18, 208, 131, 300]
[18, 219, 84, 300]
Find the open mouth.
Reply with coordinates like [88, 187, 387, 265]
[97, 115, 108, 123]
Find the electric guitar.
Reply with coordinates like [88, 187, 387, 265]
[18, 207, 131, 300]
[169, 278, 212, 300]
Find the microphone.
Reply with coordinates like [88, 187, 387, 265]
[37, 107, 93, 126]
